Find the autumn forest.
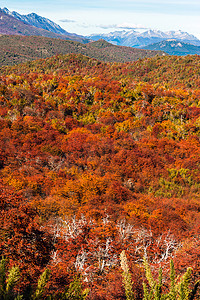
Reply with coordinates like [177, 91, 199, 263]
[0, 53, 200, 299]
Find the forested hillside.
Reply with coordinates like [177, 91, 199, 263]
[0, 35, 164, 67]
[0, 53, 199, 299]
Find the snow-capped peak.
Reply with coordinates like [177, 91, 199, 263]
[88, 28, 200, 48]
[165, 30, 198, 41]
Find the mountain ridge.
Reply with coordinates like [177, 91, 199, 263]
[144, 39, 200, 55]
[88, 29, 200, 48]
[2, 7, 72, 36]
[0, 8, 89, 43]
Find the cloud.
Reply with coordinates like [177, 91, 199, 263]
[95, 23, 148, 30]
[116, 22, 148, 29]
[60, 19, 76, 23]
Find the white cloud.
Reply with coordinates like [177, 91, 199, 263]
[60, 19, 76, 23]
[115, 22, 147, 29]
[80, 22, 147, 30]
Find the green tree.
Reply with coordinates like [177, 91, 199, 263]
[143, 258, 199, 300]
[120, 250, 135, 300]
[0, 258, 22, 300]
[64, 276, 89, 300]
[32, 269, 51, 300]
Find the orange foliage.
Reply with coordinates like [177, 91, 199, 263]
[0, 54, 200, 297]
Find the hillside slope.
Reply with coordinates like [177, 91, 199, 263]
[0, 35, 165, 67]
[2, 52, 199, 89]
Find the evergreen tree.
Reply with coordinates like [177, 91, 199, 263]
[32, 269, 51, 300]
[120, 251, 135, 300]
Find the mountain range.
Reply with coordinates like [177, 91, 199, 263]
[87, 29, 200, 48]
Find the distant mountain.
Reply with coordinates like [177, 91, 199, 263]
[0, 35, 165, 67]
[144, 39, 200, 56]
[0, 8, 89, 43]
[88, 29, 200, 48]
[3, 7, 70, 36]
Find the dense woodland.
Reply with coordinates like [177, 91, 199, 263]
[0, 53, 200, 299]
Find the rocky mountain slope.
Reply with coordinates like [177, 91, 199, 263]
[2, 7, 72, 36]
[0, 8, 89, 43]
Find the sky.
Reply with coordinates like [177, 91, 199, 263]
[1, 0, 200, 38]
